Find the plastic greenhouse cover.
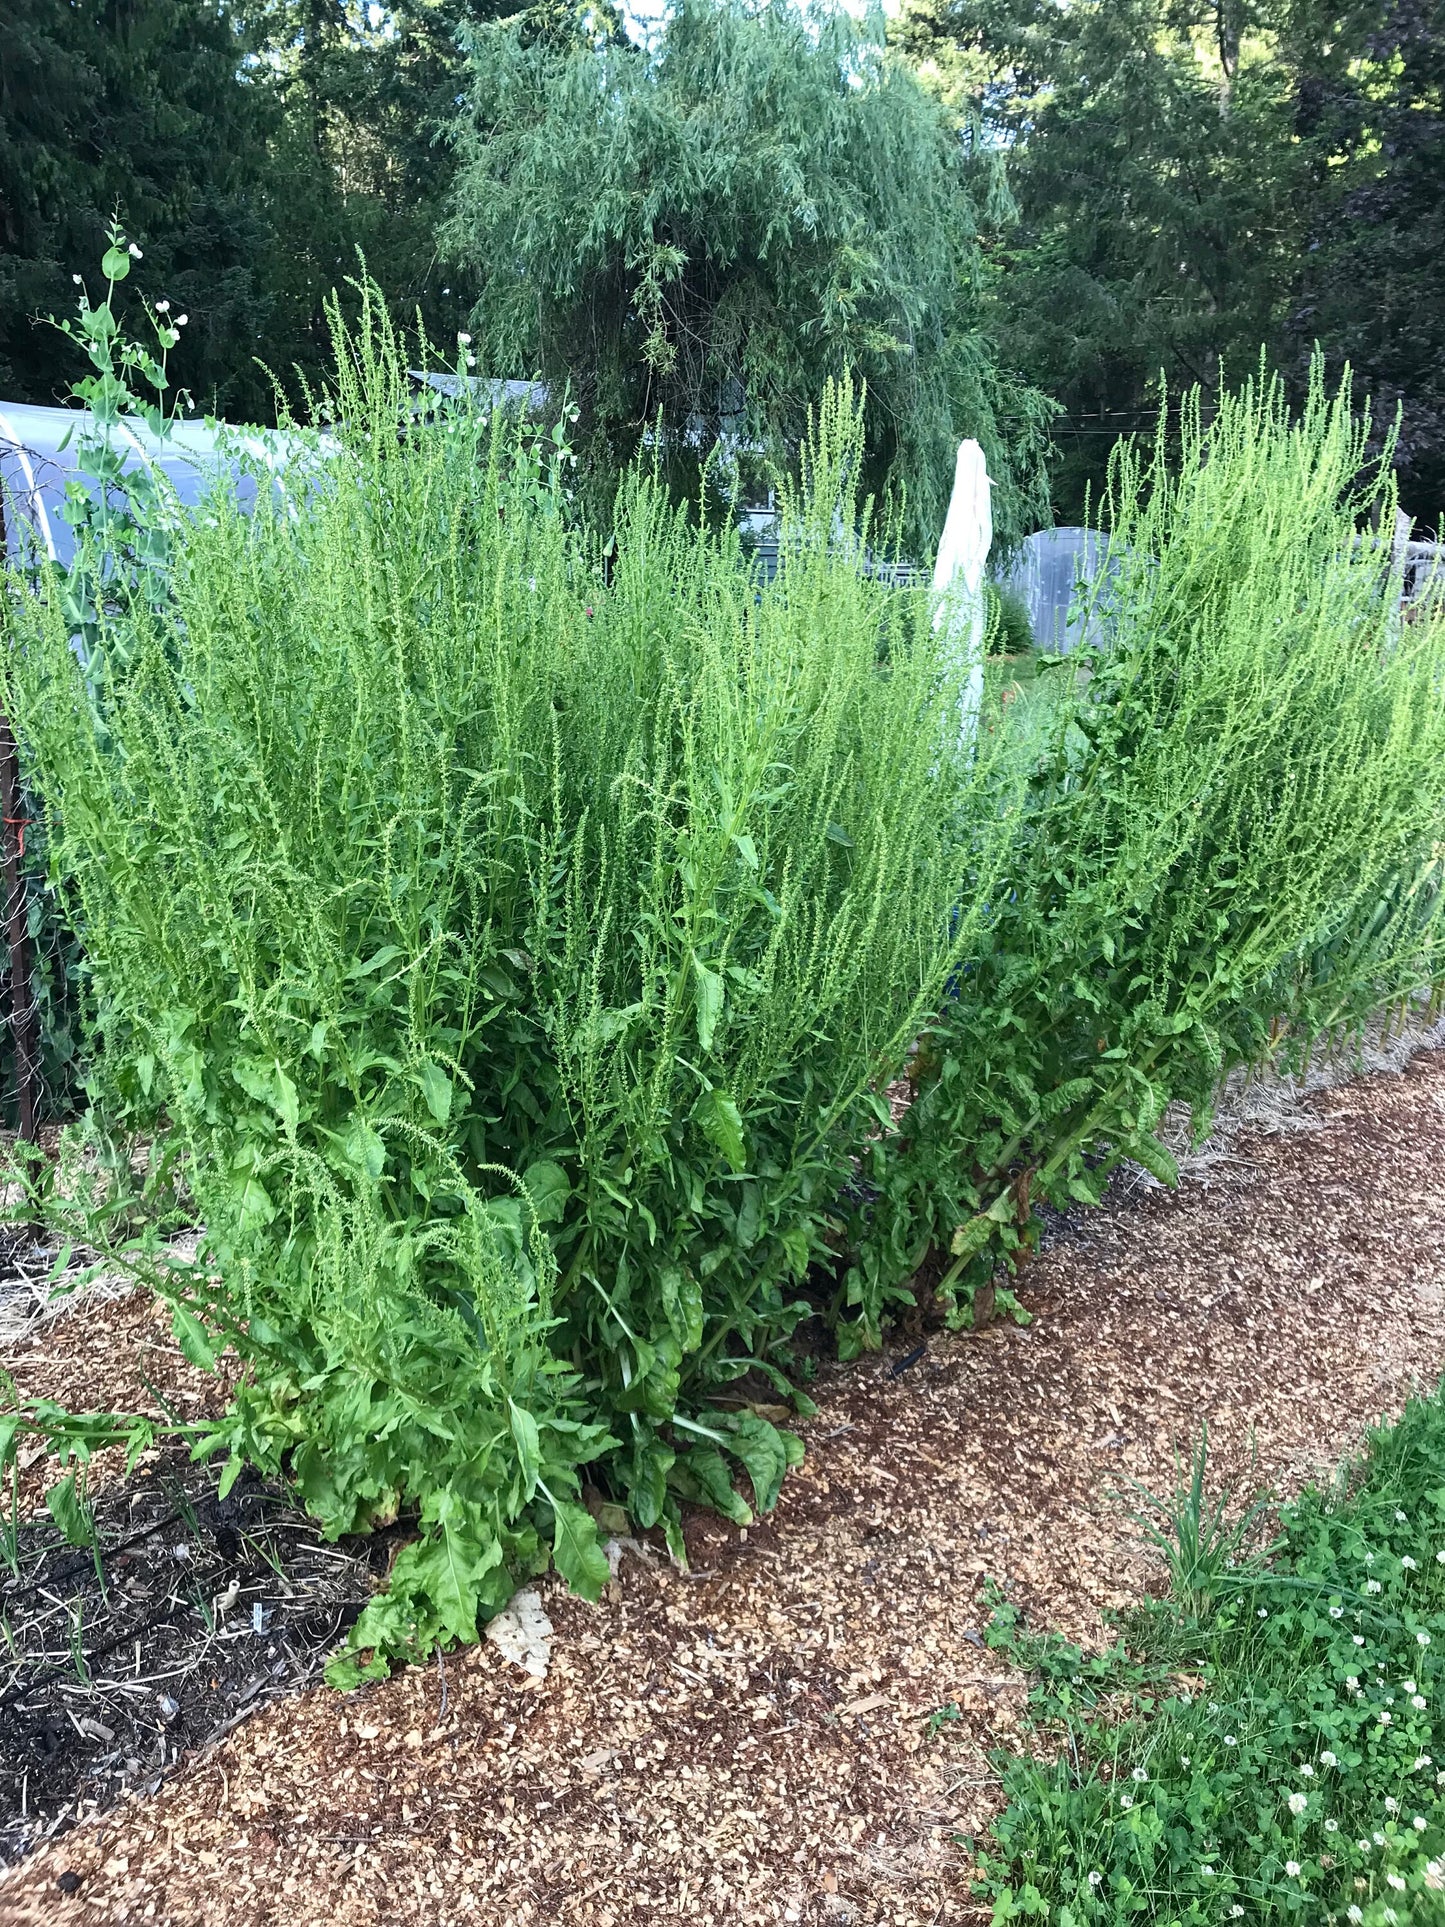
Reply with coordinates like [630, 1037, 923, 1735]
[1001, 526, 1124, 654]
[0, 401, 316, 570]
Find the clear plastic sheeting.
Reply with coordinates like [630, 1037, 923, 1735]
[0, 402, 304, 569]
[1001, 526, 1122, 654]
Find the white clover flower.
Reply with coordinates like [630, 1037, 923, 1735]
[1326, 1819, 1339, 1833]
[1380, 1710, 1393, 1725]
[1419, 1632, 1432, 1647]
[1366, 1553, 1376, 1565]
[1402, 1555, 1418, 1569]
[1131, 1767, 1148, 1783]
[1180, 1756, 1191, 1768]
[1437, 1550, 1445, 1564]
[1230, 1909, 1244, 1920]
[1347, 1908, 1363, 1924]
[1396, 1510, 1408, 1523]
[1258, 1607, 1268, 1618]
[1386, 1798, 1400, 1814]
[1403, 1677, 1417, 1694]
[1087, 1871, 1102, 1888]
[1375, 1832, 1387, 1846]
[1367, 1580, 1383, 1595]
[1438, 1769, 1445, 1785]
[1416, 1817, 1428, 1832]
[1388, 1873, 1406, 1892]
[1385, 1907, 1400, 1924]
[128, 242, 142, 258]
[1224, 1735, 1237, 1746]
[1321, 1751, 1338, 1767]
[1330, 1606, 1344, 1619]
[1299, 1764, 1315, 1778]
[1347, 1676, 1360, 1690]
[1354, 1635, 1366, 1646]
[1289, 1792, 1309, 1815]
[1119, 1795, 1134, 1810]
[1413, 1695, 1428, 1710]
[1361, 1839, 1374, 1852]
[1200, 1865, 1215, 1877]
[1414, 1756, 1433, 1770]
[1285, 1860, 1302, 1878]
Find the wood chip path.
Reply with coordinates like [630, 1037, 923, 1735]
[4, 1051, 1445, 1927]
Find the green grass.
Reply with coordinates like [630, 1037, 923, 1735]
[977, 1393, 1445, 1924]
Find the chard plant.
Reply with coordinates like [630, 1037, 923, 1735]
[0, 281, 1004, 1678]
[850, 360, 1445, 1339]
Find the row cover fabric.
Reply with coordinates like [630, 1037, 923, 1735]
[0, 401, 306, 570]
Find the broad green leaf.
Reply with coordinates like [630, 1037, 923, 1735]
[692, 956, 724, 1053]
[344, 1116, 386, 1180]
[273, 1062, 299, 1135]
[723, 1411, 793, 1514]
[696, 1087, 746, 1173]
[660, 1266, 704, 1352]
[508, 1398, 542, 1502]
[47, 1472, 93, 1548]
[171, 1302, 216, 1372]
[100, 246, 130, 281]
[522, 1159, 570, 1225]
[418, 1060, 453, 1126]
[676, 1444, 752, 1525]
[348, 944, 403, 979]
[551, 1498, 610, 1601]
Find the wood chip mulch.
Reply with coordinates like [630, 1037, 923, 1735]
[3, 1050, 1445, 1927]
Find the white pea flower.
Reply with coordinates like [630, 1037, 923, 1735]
[1288, 1791, 1309, 1815]
[72, 273, 83, 285]
[156, 299, 170, 313]
[1285, 1859, 1302, 1877]
[128, 242, 142, 258]
[458, 332, 472, 345]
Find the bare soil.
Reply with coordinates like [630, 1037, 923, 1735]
[2, 1050, 1445, 1927]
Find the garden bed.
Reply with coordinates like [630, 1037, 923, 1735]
[1, 1049, 1443, 1925]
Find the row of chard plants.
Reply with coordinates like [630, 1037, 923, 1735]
[2, 266, 1444, 1681]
